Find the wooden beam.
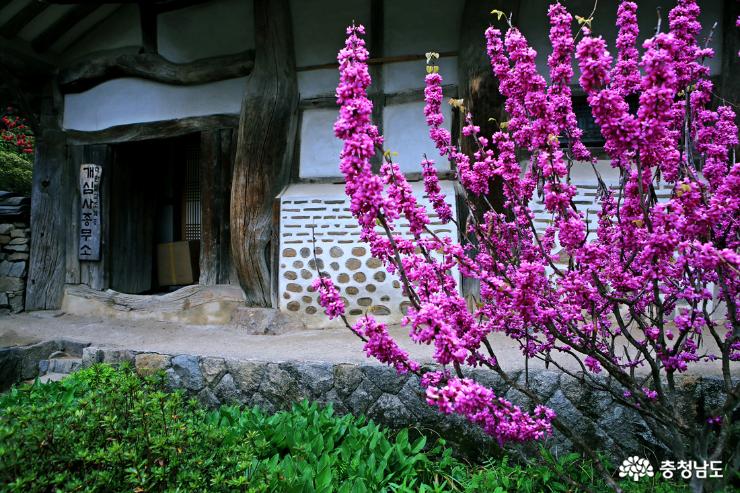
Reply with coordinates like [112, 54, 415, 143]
[230, 0, 299, 307]
[384, 84, 458, 106]
[152, 0, 210, 14]
[31, 3, 99, 53]
[65, 114, 239, 145]
[58, 49, 255, 93]
[299, 84, 458, 110]
[1, 0, 50, 39]
[297, 50, 457, 72]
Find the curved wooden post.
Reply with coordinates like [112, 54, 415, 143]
[230, 0, 298, 306]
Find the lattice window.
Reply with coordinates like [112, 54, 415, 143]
[183, 142, 201, 241]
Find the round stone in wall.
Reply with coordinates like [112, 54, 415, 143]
[284, 271, 297, 280]
[366, 258, 382, 268]
[302, 295, 312, 303]
[283, 248, 297, 257]
[351, 247, 366, 256]
[366, 284, 376, 292]
[293, 260, 304, 268]
[392, 280, 401, 289]
[308, 259, 324, 269]
[300, 247, 311, 258]
[349, 308, 363, 315]
[337, 273, 350, 283]
[330, 246, 343, 258]
[373, 271, 386, 282]
[346, 286, 359, 295]
[283, 292, 290, 299]
[287, 301, 300, 311]
[306, 306, 317, 314]
[357, 297, 372, 307]
[346, 258, 361, 270]
[370, 305, 391, 315]
[353, 272, 366, 282]
[400, 301, 412, 315]
[301, 269, 312, 279]
[330, 262, 340, 271]
[380, 295, 390, 301]
[286, 283, 302, 293]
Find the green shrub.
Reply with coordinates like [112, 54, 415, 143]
[0, 365, 708, 492]
[0, 150, 32, 195]
[0, 365, 441, 493]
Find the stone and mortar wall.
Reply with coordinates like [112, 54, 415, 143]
[77, 346, 725, 461]
[0, 222, 29, 313]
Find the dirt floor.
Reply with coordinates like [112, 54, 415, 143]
[0, 310, 734, 376]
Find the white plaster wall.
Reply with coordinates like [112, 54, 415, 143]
[383, 57, 458, 93]
[383, 101, 452, 173]
[60, 5, 141, 62]
[63, 77, 246, 131]
[158, 0, 254, 63]
[384, 0, 463, 56]
[299, 109, 343, 179]
[278, 181, 459, 327]
[291, 0, 372, 67]
[518, 0, 724, 79]
[298, 69, 340, 99]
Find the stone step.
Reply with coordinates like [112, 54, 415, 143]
[37, 373, 69, 383]
[22, 372, 69, 385]
[38, 357, 82, 376]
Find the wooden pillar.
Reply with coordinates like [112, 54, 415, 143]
[200, 128, 235, 285]
[457, 0, 518, 214]
[230, 0, 299, 306]
[720, 0, 740, 126]
[26, 84, 70, 310]
[369, 0, 384, 171]
[457, 1, 519, 304]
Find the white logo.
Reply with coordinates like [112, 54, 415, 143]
[619, 456, 655, 481]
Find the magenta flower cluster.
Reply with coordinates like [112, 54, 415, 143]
[316, 1, 739, 445]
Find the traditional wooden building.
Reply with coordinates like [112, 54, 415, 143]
[1, 0, 736, 325]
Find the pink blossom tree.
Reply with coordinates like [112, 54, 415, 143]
[313, 1, 738, 490]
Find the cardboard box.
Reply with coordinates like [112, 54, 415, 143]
[156, 241, 200, 286]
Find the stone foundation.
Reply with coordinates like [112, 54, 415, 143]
[81, 345, 725, 461]
[0, 339, 726, 462]
[0, 222, 29, 313]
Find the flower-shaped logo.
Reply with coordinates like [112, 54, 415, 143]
[619, 456, 654, 481]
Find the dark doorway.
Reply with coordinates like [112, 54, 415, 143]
[109, 134, 201, 294]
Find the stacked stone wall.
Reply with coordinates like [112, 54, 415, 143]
[0, 222, 29, 313]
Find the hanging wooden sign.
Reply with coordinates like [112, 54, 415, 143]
[79, 163, 102, 261]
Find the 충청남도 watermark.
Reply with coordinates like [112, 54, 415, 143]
[619, 456, 724, 482]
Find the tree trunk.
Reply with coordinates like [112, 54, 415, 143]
[230, 0, 298, 307]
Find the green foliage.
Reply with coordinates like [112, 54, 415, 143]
[0, 365, 441, 493]
[0, 365, 710, 492]
[0, 150, 32, 195]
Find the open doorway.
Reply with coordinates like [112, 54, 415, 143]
[109, 133, 201, 294]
